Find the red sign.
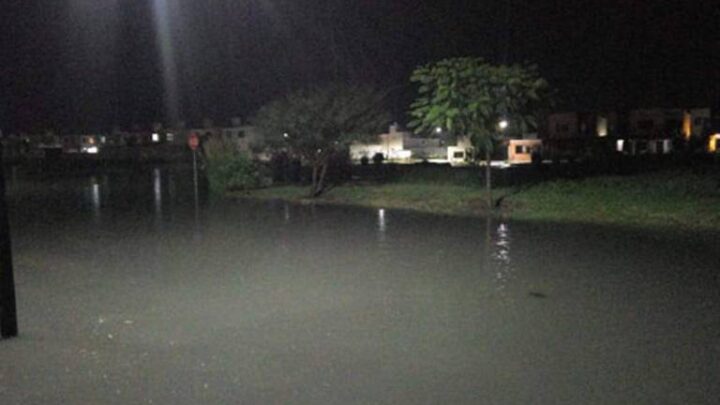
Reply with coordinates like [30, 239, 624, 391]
[188, 133, 200, 151]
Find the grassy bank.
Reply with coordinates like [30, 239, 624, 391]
[236, 169, 720, 230]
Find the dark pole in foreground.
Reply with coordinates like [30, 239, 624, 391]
[0, 144, 18, 338]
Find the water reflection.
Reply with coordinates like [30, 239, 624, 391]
[491, 222, 515, 296]
[378, 208, 387, 242]
[89, 176, 102, 222]
[5, 166, 720, 405]
[283, 201, 291, 223]
[153, 167, 162, 217]
[493, 223, 512, 265]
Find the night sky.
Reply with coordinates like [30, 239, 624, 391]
[1, 0, 718, 133]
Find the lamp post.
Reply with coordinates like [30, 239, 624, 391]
[0, 142, 18, 339]
[485, 119, 508, 210]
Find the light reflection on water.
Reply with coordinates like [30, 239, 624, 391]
[492, 222, 514, 294]
[377, 208, 387, 242]
[283, 201, 291, 223]
[4, 165, 719, 404]
[153, 167, 162, 218]
[88, 175, 103, 223]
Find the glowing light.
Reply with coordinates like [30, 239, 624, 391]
[616, 139, 625, 152]
[435, 127, 442, 134]
[152, 133, 160, 142]
[597, 116, 608, 137]
[498, 120, 509, 130]
[710, 134, 720, 153]
[283, 133, 289, 138]
[682, 111, 692, 140]
[167, 133, 174, 142]
[84, 146, 99, 154]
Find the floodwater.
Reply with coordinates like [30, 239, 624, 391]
[1, 165, 719, 404]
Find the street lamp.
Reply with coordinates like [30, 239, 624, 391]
[498, 120, 509, 130]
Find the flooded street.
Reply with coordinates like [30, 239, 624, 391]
[2, 165, 719, 404]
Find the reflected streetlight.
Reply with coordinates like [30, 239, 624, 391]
[377, 208, 387, 242]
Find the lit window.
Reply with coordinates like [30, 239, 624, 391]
[152, 133, 160, 142]
[710, 134, 720, 153]
[597, 117, 608, 137]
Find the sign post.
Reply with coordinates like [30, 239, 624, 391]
[0, 143, 18, 339]
[188, 132, 200, 217]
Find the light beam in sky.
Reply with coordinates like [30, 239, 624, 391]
[151, 0, 180, 124]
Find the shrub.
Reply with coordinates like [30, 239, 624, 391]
[204, 137, 263, 192]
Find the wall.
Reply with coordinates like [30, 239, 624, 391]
[508, 139, 542, 164]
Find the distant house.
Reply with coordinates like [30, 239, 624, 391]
[506, 138, 542, 164]
[542, 111, 619, 160]
[350, 124, 413, 161]
[219, 125, 274, 159]
[349, 124, 471, 165]
[541, 107, 719, 158]
[628, 108, 683, 138]
[446, 136, 473, 165]
[622, 108, 714, 155]
[62, 134, 103, 154]
[547, 111, 619, 140]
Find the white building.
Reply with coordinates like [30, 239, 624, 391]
[350, 125, 470, 165]
[350, 124, 412, 161]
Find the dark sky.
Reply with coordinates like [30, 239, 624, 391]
[1, 0, 719, 133]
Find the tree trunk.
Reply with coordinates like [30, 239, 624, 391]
[485, 148, 492, 210]
[315, 161, 329, 197]
[310, 165, 318, 197]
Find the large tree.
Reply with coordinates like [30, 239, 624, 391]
[409, 57, 550, 209]
[254, 83, 389, 197]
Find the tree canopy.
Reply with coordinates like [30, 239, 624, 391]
[409, 57, 551, 152]
[409, 57, 551, 209]
[254, 83, 389, 196]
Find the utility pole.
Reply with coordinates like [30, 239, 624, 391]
[0, 142, 18, 338]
